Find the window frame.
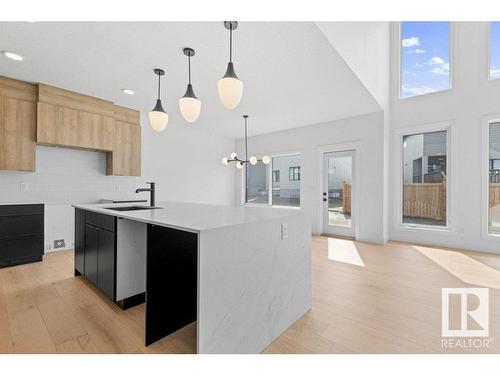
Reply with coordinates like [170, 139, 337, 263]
[243, 151, 301, 210]
[398, 21, 454, 100]
[394, 122, 452, 232]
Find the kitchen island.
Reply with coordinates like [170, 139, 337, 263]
[72, 201, 311, 354]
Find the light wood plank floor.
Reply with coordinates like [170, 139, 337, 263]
[1, 236, 499, 354]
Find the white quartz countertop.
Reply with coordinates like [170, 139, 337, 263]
[0, 201, 44, 206]
[72, 201, 302, 233]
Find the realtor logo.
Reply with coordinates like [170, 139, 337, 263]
[442, 288, 489, 337]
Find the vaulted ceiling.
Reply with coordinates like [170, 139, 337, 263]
[0, 22, 381, 139]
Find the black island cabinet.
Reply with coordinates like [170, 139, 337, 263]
[75, 208, 117, 301]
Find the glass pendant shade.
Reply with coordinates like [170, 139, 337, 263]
[222, 157, 229, 165]
[262, 155, 271, 165]
[249, 156, 257, 165]
[149, 99, 169, 132]
[236, 162, 244, 169]
[230, 152, 238, 159]
[179, 84, 201, 123]
[218, 63, 243, 109]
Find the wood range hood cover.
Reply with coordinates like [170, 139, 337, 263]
[0, 76, 141, 176]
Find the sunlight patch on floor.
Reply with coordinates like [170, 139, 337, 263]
[413, 245, 500, 290]
[327, 238, 364, 267]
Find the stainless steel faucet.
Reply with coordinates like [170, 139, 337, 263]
[136, 182, 155, 207]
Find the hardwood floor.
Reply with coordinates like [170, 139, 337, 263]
[1, 236, 499, 354]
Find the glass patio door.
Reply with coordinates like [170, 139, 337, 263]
[322, 150, 355, 237]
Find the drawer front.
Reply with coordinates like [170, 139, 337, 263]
[0, 235, 44, 267]
[0, 204, 44, 217]
[85, 210, 115, 232]
[0, 214, 44, 239]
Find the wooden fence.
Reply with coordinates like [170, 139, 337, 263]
[490, 183, 500, 208]
[342, 182, 351, 214]
[403, 183, 446, 220]
[342, 183, 500, 220]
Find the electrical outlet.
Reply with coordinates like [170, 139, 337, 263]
[281, 223, 288, 240]
[54, 239, 65, 249]
[20, 182, 29, 191]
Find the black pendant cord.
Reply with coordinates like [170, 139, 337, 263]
[188, 54, 192, 85]
[157, 73, 161, 100]
[244, 117, 248, 163]
[244, 115, 248, 203]
[229, 24, 233, 63]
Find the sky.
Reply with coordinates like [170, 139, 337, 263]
[491, 22, 500, 80]
[401, 22, 450, 98]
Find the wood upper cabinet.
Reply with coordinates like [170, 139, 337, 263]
[107, 106, 141, 176]
[37, 84, 141, 176]
[1, 78, 141, 176]
[0, 76, 37, 171]
[37, 84, 115, 151]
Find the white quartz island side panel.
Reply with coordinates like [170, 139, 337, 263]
[197, 212, 311, 353]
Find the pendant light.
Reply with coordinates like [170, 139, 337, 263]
[217, 21, 244, 109]
[179, 48, 201, 123]
[222, 115, 270, 169]
[149, 68, 169, 132]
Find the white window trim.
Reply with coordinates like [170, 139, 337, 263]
[397, 21, 454, 100]
[481, 116, 500, 240]
[393, 121, 454, 233]
[242, 150, 302, 210]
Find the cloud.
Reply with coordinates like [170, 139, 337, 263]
[424, 56, 449, 75]
[407, 48, 426, 54]
[427, 56, 445, 65]
[402, 36, 420, 48]
[401, 84, 437, 97]
[491, 67, 500, 80]
[430, 63, 450, 75]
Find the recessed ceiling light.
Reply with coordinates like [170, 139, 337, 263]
[121, 89, 135, 95]
[2, 51, 24, 61]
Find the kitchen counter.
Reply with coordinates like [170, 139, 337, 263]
[73, 201, 311, 354]
[73, 201, 301, 233]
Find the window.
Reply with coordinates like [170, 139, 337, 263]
[489, 123, 500, 233]
[272, 170, 280, 182]
[402, 130, 447, 227]
[490, 22, 500, 80]
[246, 154, 300, 208]
[274, 156, 300, 207]
[400, 22, 451, 98]
[289, 166, 300, 181]
[246, 162, 268, 204]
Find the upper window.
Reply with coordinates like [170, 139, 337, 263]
[272, 170, 280, 183]
[490, 22, 500, 80]
[289, 166, 300, 181]
[400, 22, 451, 98]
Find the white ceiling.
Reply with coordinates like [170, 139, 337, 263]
[0, 22, 380, 139]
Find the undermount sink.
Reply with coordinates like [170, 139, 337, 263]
[105, 206, 162, 211]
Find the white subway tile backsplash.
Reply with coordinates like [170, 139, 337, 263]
[0, 145, 137, 252]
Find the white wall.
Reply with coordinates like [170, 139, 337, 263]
[0, 113, 235, 252]
[235, 111, 386, 243]
[317, 21, 391, 243]
[389, 22, 500, 253]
